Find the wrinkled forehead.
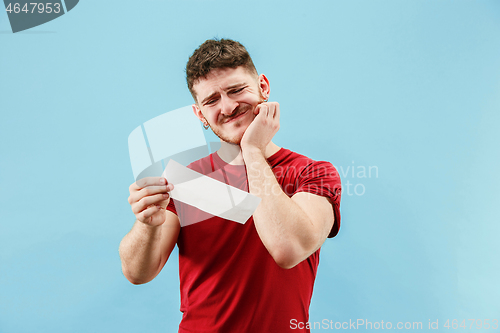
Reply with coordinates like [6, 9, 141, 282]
[192, 66, 258, 103]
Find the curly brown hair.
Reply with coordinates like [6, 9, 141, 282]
[186, 38, 258, 102]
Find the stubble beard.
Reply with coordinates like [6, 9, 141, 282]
[205, 95, 266, 145]
[205, 105, 253, 145]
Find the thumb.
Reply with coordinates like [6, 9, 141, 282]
[254, 103, 263, 115]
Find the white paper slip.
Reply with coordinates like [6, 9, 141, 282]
[162, 159, 261, 226]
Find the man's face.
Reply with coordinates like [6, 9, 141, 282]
[192, 66, 269, 145]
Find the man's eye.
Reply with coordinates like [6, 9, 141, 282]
[206, 99, 217, 105]
[231, 88, 244, 94]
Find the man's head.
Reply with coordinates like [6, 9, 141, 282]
[186, 39, 258, 101]
[187, 39, 270, 145]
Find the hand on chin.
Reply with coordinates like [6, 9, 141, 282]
[240, 102, 280, 154]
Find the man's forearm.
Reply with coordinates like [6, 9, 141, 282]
[119, 221, 164, 284]
[243, 149, 320, 268]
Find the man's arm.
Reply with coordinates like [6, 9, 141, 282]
[119, 212, 180, 284]
[244, 150, 334, 269]
[241, 102, 334, 269]
[119, 177, 180, 284]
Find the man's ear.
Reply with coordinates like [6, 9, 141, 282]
[258, 74, 270, 100]
[192, 104, 205, 122]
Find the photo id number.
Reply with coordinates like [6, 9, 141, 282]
[6, 3, 61, 14]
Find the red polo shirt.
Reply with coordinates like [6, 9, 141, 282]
[167, 148, 342, 332]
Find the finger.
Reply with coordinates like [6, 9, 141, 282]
[258, 104, 269, 117]
[157, 197, 171, 209]
[129, 185, 169, 204]
[267, 103, 276, 118]
[254, 103, 262, 115]
[132, 193, 170, 214]
[143, 195, 171, 210]
[133, 177, 168, 191]
[137, 205, 162, 223]
[139, 185, 170, 197]
[274, 103, 280, 120]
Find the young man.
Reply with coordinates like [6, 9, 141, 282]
[120, 39, 342, 332]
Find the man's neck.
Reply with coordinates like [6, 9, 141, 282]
[217, 141, 281, 165]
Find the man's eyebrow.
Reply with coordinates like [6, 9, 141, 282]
[200, 82, 247, 105]
[201, 92, 218, 105]
[225, 82, 246, 90]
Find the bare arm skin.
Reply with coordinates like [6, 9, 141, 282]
[119, 177, 180, 284]
[241, 102, 334, 269]
[244, 149, 334, 269]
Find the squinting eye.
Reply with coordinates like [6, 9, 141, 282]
[231, 88, 244, 94]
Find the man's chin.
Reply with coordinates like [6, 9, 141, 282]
[222, 133, 244, 145]
[214, 108, 258, 143]
[213, 124, 250, 145]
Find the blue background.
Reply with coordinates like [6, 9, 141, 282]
[1, 1, 499, 332]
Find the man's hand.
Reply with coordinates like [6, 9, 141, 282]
[128, 177, 174, 227]
[240, 102, 280, 154]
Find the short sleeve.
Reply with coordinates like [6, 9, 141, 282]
[166, 198, 178, 216]
[294, 161, 342, 238]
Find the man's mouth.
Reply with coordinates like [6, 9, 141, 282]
[224, 108, 249, 124]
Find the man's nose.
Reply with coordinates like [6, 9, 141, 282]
[220, 94, 239, 116]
